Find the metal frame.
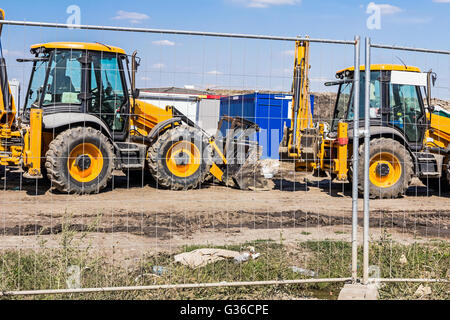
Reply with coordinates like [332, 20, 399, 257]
[1, 18, 448, 297]
[0, 20, 355, 44]
[363, 37, 371, 285]
[0, 278, 352, 297]
[351, 36, 361, 283]
[363, 38, 450, 286]
[0, 19, 361, 296]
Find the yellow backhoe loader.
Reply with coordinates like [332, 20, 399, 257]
[280, 39, 450, 198]
[0, 9, 262, 194]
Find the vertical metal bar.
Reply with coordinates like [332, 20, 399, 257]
[351, 36, 361, 283]
[363, 37, 371, 285]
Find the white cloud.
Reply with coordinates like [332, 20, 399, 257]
[233, 0, 300, 8]
[207, 70, 223, 75]
[152, 63, 165, 69]
[112, 10, 149, 24]
[152, 40, 175, 46]
[433, 0, 450, 2]
[369, 3, 403, 15]
[140, 76, 151, 81]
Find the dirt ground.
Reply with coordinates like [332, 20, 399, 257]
[0, 162, 449, 262]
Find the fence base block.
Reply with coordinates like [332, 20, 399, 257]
[338, 284, 379, 300]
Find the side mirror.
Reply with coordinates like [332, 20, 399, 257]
[132, 88, 140, 99]
[431, 73, 437, 87]
[131, 51, 139, 98]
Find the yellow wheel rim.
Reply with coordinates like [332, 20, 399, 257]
[166, 141, 201, 178]
[369, 152, 402, 188]
[68, 143, 103, 183]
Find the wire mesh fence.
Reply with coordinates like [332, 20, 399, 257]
[0, 18, 448, 300]
[361, 39, 450, 299]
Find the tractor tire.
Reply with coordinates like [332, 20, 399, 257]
[45, 127, 114, 194]
[147, 125, 212, 190]
[358, 138, 413, 199]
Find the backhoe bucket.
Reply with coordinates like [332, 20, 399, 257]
[214, 116, 269, 190]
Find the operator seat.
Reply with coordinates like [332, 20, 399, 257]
[49, 65, 75, 103]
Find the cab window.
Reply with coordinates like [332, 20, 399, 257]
[89, 52, 127, 132]
[389, 84, 422, 142]
[43, 50, 82, 106]
[24, 58, 49, 110]
[348, 71, 382, 121]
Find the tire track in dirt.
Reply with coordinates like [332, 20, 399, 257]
[3, 209, 449, 239]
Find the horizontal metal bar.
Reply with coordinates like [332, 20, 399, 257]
[0, 278, 352, 296]
[372, 278, 450, 283]
[0, 20, 356, 45]
[371, 43, 450, 55]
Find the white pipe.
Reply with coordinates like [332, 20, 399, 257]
[371, 278, 450, 283]
[351, 36, 361, 284]
[363, 37, 371, 285]
[0, 20, 356, 44]
[0, 278, 352, 296]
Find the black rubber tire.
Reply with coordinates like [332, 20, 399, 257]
[45, 127, 114, 194]
[358, 138, 413, 199]
[147, 125, 212, 190]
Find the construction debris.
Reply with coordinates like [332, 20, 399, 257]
[234, 247, 261, 264]
[290, 267, 317, 277]
[174, 249, 241, 269]
[399, 254, 408, 265]
[174, 247, 261, 268]
[414, 284, 432, 298]
[260, 159, 280, 179]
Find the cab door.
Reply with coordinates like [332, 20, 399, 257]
[388, 83, 426, 150]
[88, 51, 129, 141]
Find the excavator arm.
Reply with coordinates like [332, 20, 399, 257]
[281, 39, 349, 179]
[287, 39, 314, 157]
[0, 8, 17, 126]
[0, 9, 42, 174]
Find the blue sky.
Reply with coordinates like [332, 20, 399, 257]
[1, 0, 449, 99]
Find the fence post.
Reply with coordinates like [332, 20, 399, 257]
[351, 35, 361, 284]
[363, 37, 371, 285]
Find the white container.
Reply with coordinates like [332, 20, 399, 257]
[9, 79, 20, 110]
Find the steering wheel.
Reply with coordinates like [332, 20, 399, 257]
[391, 104, 404, 115]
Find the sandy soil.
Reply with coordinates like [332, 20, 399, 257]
[0, 163, 448, 261]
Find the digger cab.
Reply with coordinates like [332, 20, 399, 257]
[328, 64, 430, 151]
[21, 42, 134, 141]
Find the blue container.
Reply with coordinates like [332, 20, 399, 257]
[219, 93, 292, 159]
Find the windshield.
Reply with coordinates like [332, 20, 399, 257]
[44, 50, 83, 106]
[24, 50, 83, 111]
[334, 82, 353, 124]
[24, 57, 49, 110]
[331, 71, 382, 131]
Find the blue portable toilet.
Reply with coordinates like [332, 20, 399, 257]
[219, 92, 315, 159]
[219, 93, 289, 159]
